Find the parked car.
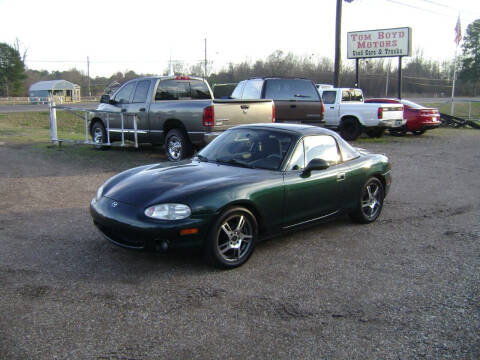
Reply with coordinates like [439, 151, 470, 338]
[365, 98, 441, 135]
[90, 123, 391, 269]
[91, 76, 275, 161]
[318, 88, 405, 140]
[230, 77, 324, 126]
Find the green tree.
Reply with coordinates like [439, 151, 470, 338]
[0, 42, 26, 96]
[459, 19, 480, 95]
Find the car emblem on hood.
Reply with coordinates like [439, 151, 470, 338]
[111, 201, 118, 208]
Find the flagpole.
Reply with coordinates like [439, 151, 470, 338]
[450, 47, 457, 116]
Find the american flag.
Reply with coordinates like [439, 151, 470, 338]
[454, 15, 462, 46]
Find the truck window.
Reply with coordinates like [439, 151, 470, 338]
[114, 82, 136, 104]
[241, 79, 263, 99]
[265, 79, 320, 101]
[353, 89, 364, 102]
[231, 81, 246, 99]
[341, 89, 352, 102]
[156, 80, 190, 100]
[132, 80, 150, 103]
[190, 80, 211, 99]
[322, 91, 337, 104]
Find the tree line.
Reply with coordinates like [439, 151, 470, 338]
[1, 19, 479, 98]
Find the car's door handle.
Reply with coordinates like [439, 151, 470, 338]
[337, 173, 346, 182]
[330, 106, 335, 109]
[139, 108, 146, 112]
[240, 104, 249, 110]
[290, 104, 297, 108]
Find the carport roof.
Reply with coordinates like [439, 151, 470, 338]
[29, 80, 79, 91]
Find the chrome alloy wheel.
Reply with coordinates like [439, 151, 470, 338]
[167, 136, 182, 161]
[361, 181, 383, 220]
[93, 127, 104, 144]
[216, 214, 253, 263]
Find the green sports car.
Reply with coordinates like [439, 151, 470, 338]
[90, 123, 391, 269]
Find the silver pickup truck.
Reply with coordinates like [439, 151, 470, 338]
[90, 76, 274, 160]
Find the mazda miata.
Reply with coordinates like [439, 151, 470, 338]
[90, 124, 391, 268]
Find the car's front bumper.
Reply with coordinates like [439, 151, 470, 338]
[90, 197, 215, 251]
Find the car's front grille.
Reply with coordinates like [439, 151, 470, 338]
[95, 222, 146, 249]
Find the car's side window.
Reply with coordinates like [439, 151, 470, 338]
[114, 82, 136, 104]
[231, 81, 245, 99]
[132, 80, 150, 103]
[287, 140, 305, 170]
[304, 135, 341, 166]
[322, 91, 337, 104]
[241, 79, 263, 99]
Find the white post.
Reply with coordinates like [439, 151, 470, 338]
[49, 102, 58, 144]
[450, 47, 458, 116]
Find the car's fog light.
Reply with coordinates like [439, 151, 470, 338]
[145, 204, 191, 220]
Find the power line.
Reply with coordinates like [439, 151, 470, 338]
[385, 0, 453, 18]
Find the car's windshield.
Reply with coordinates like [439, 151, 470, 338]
[198, 128, 295, 170]
[400, 99, 424, 109]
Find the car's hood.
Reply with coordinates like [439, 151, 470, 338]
[103, 160, 264, 207]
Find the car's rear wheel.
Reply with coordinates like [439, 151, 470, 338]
[411, 129, 426, 136]
[91, 122, 108, 150]
[389, 127, 407, 136]
[205, 207, 257, 269]
[339, 117, 362, 141]
[365, 128, 385, 138]
[165, 128, 193, 161]
[350, 177, 384, 224]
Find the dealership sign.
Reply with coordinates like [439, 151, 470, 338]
[347, 27, 412, 59]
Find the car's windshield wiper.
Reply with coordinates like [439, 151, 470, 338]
[294, 94, 310, 98]
[195, 154, 209, 162]
[215, 158, 254, 168]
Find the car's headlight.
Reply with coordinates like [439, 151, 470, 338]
[144, 204, 191, 220]
[96, 184, 105, 201]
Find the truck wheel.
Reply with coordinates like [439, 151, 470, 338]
[165, 129, 193, 161]
[339, 118, 362, 141]
[365, 128, 385, 138]
[91, 122, 109, 150]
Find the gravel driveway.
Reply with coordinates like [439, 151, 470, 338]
[0, 129, 478, 359]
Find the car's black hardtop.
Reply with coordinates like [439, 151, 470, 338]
[232, 123, 336, 137]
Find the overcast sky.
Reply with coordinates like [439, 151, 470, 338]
[1, 0, 479, 77]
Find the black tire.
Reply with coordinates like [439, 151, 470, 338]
[91, 122, 108, 150]
[339, 117, 362, 141]
[365, 128, 385, 138]
[411, 129, 426, 136]
[349, 177, 385, 224]
[389, 127, 407, 136]
[205, 207, 258, 269]
[165, 128, 193, 161]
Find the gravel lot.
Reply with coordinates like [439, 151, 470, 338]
[0, 129, 479, 359]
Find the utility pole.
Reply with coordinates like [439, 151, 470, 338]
[333, 0, 342, 87]
[204, 38, 207, 80]
[87, 56, 91, 97]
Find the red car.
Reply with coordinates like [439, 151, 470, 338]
[365, 98, 441, 135]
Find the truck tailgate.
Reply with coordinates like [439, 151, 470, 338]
[381, 105, 404, 120]
[212, 99, 274, 131]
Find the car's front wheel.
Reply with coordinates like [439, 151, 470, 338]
[350, 177, 385, 223]
[339, 117, 362, 141]
[91, 121, 108, 150]
[411, 129, 426, 136]
[205, 207, 258, 269]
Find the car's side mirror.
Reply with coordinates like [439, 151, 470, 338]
[100, 94, 117, 105]
[100, 94, 110, 104]
[302, 158, 329, 176]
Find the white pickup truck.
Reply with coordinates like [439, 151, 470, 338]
[318, 88, 405, 140]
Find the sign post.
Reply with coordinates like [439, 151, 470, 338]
[347, 27, 412, 98]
